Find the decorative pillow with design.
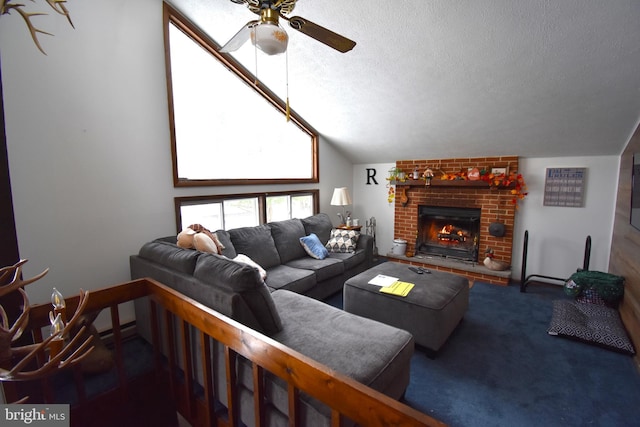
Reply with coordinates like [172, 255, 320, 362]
[300, 233, 329, 259]
[325, 229, 360, 253]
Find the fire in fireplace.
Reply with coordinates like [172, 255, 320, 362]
[416, 205, 481, 261]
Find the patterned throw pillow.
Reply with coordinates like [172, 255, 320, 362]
[325, 229, 360, 253]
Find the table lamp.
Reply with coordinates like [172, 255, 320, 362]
[330, 187, 352, 225]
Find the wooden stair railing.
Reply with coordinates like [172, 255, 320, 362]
[3, 278, 446, 427]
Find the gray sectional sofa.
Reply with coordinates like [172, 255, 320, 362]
[130, 213, 415, 427]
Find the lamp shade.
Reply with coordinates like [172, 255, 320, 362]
[252, 22, 288, 55]
[330, 187, 352, 206]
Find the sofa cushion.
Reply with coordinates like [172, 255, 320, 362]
[234, 290, 414, 424]
[194, 254, 282, 335]
[325, 229, 360, 253]
[285, 257, 344, 282]
[271, 290, 414, 398]
[327, 249, 366, 270]
[299, 233, 329, 260]
[139, 240, 201, 275]
[301, 213, 333, 245]
[264, 265, 316, 294]
[214, 229, 236, 259]
[268, 219, 308, 263]
[229, 225, 281, 269]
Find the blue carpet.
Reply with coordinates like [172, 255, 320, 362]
[327, 282, 640, 426]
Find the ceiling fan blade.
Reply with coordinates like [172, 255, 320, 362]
[219, 20, 259, 53]
[286, 16, 356, 53]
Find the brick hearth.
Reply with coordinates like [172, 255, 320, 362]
[390, 156, 519, 286]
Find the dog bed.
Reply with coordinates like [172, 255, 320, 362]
[548, 300, 635, 355]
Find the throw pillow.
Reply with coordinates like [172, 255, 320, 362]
[300, 233, 329, 259]
[325, 229, 360, 253]
[233, 254, 267, 280]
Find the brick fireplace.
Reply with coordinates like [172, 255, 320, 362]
[389, 156, 519, 285]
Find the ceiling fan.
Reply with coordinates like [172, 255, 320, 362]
[220, 0, 356, 55]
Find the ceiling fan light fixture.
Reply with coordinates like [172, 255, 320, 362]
[252, 21, 288, 55]
[222, 1, 355, 55]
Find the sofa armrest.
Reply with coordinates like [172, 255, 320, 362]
[358, 233, 375, 267]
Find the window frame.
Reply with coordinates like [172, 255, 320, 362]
[163, 3, 319, 187]
[174, 189, 319, 233]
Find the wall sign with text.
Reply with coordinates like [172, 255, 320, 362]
[544, 167, 586, 207]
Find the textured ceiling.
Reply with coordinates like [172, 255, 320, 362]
[170, 0, 640, 163]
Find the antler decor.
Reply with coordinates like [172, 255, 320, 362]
[0, 0, 74, 54]
[0, 259, 93, 382]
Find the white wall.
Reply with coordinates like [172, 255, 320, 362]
[319, 140, 354, 223]
[352, 163, 395, 255]
[513, 156, 618, 282]
[0, 0, 349, 326]
[353, 156, 618, 283]
[1, 0, 171, 323]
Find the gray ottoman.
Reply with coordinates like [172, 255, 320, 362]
[344, 262, 469, 352]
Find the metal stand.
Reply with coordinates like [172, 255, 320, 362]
[520, 230, 591, 292]
[366, 217, 378, 259]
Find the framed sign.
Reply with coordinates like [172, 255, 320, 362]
[544, 168, 586, 207]
[491, 167, 507, 176]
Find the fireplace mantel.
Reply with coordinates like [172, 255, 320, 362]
[391, 179, 516, 189]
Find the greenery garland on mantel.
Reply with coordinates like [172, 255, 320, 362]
[0, 0, 74, 54]
[388, 167, 529, 209]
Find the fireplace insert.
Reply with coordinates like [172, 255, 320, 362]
[416, 205, 481, 261]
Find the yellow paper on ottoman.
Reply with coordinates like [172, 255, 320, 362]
[380, 281, 414, 297]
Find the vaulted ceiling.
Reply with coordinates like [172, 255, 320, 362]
[171, 0, 640, 163]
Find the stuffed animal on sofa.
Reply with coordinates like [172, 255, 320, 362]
[177, 224, 225, 254]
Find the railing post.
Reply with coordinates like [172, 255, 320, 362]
[224, 346, 239, 426]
